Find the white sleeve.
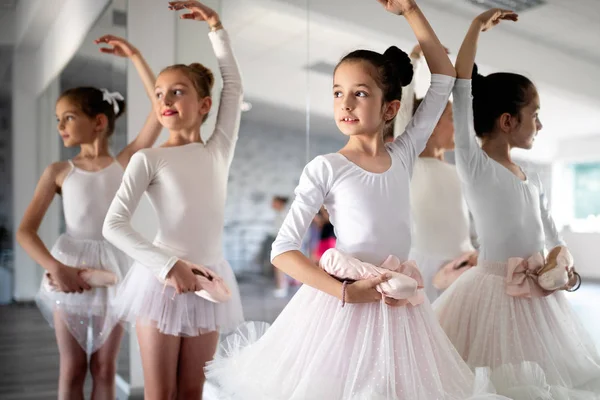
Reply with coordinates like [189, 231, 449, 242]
[453, 79, 488, 183]
[393, 55, 418, 138]
[391, 74, 455, 171]
[206, 29, 243, 163]
[534, 174, 566, 250]
[271, 156, 332, 261]
[102, 152, 178, 279]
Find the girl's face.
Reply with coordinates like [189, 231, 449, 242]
[154, 69, 211, 131]
[55, 97, 104, 147]
[333, 61, 398, 138]
[508, 86, 542, 150]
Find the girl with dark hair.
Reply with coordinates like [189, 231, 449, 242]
[434, 8, 600, 398]
[16, 34, 161, 399]
[206, 1, 506, 398]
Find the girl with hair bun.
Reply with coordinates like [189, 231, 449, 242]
[16, 32, 162, 399]
[206, 1, 507, 399]
[434, 8, 600, 398]
[102, 1, 244, 398]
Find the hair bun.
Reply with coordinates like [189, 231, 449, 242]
[383, 46, 413, 87]
[471, 63, 486, 98]
[188, 62, 215, 92]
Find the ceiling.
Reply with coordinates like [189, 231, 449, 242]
[221, 0, 600, 145]
[2, 0, 600, 161]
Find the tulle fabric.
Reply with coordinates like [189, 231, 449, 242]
[206, 283, 508, 400]
[433, 260, 600, 399]
[36, 234, 130, 353]
[115, 259, 244, 336]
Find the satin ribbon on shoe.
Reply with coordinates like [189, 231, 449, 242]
[320, 249, 425, 305]
[505, 253, 553, 298]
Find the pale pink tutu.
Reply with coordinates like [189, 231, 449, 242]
[36, 234, 130, 353]
[206, 256, 508, 399]
[433, 259, 600, 399]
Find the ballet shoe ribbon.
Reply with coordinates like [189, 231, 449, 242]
[505, 253, 552, 298]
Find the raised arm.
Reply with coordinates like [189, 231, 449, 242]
[378, 0, 455, 77]
[16, 163, 91, 293]
[453, 9, 517, 182]
[95, 35, 163, 167]
[169, 1, 243, 160]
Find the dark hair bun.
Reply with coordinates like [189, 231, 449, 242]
[383, 46, 413, 87]
[471, 63, 486, 98]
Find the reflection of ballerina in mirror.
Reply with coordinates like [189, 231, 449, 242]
[433, 8, 600, 397]
[16, 33, 162, 399]
[388, 44, 478, 302]
[102, 2, 245, 398]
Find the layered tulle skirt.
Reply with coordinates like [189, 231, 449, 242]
[433, 260, 600, 399]
[36, 234, 130, 353]
[115, 258, 244, 336]
[206, 282, 508, 399]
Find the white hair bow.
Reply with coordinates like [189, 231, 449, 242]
[100, 88, 125, 115]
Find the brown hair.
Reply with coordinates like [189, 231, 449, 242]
[160, 63, 215, 123]
[58, 87, 126, 137]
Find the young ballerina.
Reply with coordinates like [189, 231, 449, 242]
[101, 2, 244, 398]
[16, 36, 161, 399]
[386, 45, 478, 301]
[206, 1, 508, 399]
[433, 8, 600, 398]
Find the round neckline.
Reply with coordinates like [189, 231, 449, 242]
[334, 148, 394, 176]
[71, 160, 119, 174]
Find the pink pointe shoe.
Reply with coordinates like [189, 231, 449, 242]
[432, 252, 476, 290]
[538, 246, 572, 291]
[44, 269, 118, 292]
[190, 268, 231, 303]
[319, 249, 424, 305]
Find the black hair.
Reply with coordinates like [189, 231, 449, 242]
[58, 87, 126, 137]
[471, 64, 535, 138]
[336, 46, 414, 124]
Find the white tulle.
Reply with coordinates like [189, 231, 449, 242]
[433, 261, 600, 399]
[115, 259, 244, 336]
[36, 234, 130, 353]
[206, 285, 509, 400]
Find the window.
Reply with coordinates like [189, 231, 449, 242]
[572, 162, 600, 220]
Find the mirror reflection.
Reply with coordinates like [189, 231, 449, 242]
[2, 0, 599, 399]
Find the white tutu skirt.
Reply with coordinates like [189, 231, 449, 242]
[206, 284, 508, 400]
[115, 259, 244, 336]
[36, 234, 130, 353]
[408, 250, 447, 302]
[433, 261, 600, 399]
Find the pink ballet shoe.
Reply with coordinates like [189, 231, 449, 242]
[538, 246, 572, 291]
[319, 249, 424, 305]
[191, 268, 231, 303]
[432, 252, 476, 290]
[44, 269, 118, 292]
